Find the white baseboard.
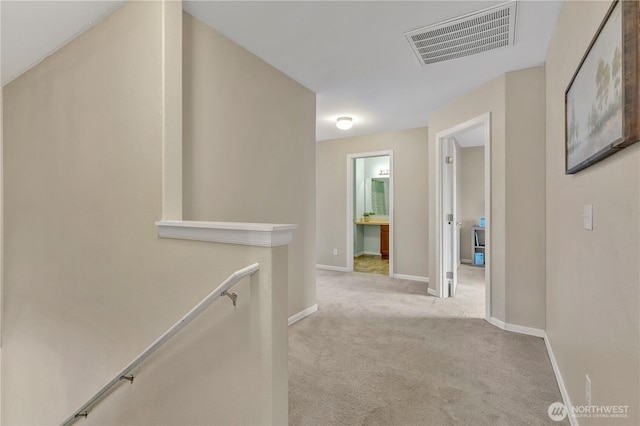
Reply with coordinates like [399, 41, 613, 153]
[354, 251, 365, 257]
[487, 316, 506, 329]
[544, 332, 578, 426]
[316, 264, 349, 272]
[506, 322, 544, 337]
[393, 273, 429, 283]
[364, 250, 380, 256]
[288, 304, 318, 326]
[487, 317, 544, 338]
[461, 258, 473, 264]
[427, 287, 438, 296]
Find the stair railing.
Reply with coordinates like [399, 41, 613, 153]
[60, 263, 260, 425]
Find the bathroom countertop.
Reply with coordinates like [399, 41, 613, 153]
[354, 219, 389, 226]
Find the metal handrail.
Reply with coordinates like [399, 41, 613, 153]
[60, 263, 260, 426]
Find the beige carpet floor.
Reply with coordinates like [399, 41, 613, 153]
[288, 267, 567, 426]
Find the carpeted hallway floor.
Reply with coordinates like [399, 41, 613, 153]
[288, 267, 567, 425]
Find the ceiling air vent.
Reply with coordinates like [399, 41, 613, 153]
[405, 1, 517, 66]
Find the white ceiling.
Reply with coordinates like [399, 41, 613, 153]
[1, 1, 563, 142]
[454, 125, 485, 148]
[1, 1, 126, 85]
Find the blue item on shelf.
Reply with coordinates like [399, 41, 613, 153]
[474, 252, 484, 265]
[479, 217, 485, 227]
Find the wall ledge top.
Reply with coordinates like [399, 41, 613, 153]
[156, 220, 297, 247]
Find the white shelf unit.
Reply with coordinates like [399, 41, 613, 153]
[472, 226, 486, 267]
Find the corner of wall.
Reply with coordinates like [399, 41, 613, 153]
[504, 66, 547, 331]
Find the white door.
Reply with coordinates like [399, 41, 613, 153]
[442, 137, 459, 297]
[451, 140, 460, 296]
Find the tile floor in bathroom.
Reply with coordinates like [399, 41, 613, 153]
[353, 254, 389, 276]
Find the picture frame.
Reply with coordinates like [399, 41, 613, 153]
[565, 0, 640, 174]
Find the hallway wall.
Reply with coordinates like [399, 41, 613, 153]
[545, 2, 639, 423]
[2, 2, 291, 423]
[181, 13, 317, 318]
[428, 75, 507, 319]
[504, 67, 547, 329]
[316, 127, 429, 279]
[428, 67, 546, 330]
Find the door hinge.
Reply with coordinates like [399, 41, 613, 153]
[445, 156, 453, 164]
[446, 271, 453, 279]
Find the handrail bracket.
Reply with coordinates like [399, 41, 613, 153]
[221, 291, 238, 306]
[119, 375, 134, 383]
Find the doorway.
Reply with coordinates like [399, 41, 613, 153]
[346, 151, 394, 276]
[435, 113, 490, 320]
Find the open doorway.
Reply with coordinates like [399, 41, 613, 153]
[346, 151, 394, 276]
[435, 113, 490, 320]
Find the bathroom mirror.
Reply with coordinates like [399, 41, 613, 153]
[354, 155, 390, 218]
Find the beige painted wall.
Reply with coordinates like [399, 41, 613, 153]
[0, 11, 3, 417]
[504, 67, 546, 329]
[182, 13, 316, 319]
[459, 146, 484, 262]
[428, 75, 507, 319]
[2, 2, 288, 424]
[316, 128, 429, 278]
[428, 67, 546, 329]
[545, 2, 639, 423]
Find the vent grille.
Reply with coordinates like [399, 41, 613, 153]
[405, 2, 517, 66]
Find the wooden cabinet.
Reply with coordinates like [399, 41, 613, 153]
[380, 224, 389, 259]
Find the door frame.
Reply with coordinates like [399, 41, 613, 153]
[346, 150, 394, 276]
[435, 113, 491, 320]
[440, 137, 460, 297]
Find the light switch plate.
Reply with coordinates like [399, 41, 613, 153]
[584, 204, 593, 231]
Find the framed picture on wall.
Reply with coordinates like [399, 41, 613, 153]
[565, 0, 640, 174]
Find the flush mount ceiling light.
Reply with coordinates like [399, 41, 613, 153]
[336, 116, 353, 130]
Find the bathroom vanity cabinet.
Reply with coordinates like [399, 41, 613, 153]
[380, 225, 389, 259]
[354, 219, 390, 258]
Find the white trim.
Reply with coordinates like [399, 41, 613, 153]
[354, 251, 365, 257]
[427, 288, 438, 296]
[363, 250, 381, 256]
[347, 150, 394, 277]
[156, 220, 297, 247]
[487, 316, 506, 329]
[288, 304, 318, 326]
[461, 258, 473, 264]
[544, 332, 579, 426]
[316, 264, 350, 272]
[505, 322, 544, 338]
[483, 113, 491, 322]
[393, 274, 429, 283]
[434, 112, 491, 321]
[486, 317, 545, 338]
